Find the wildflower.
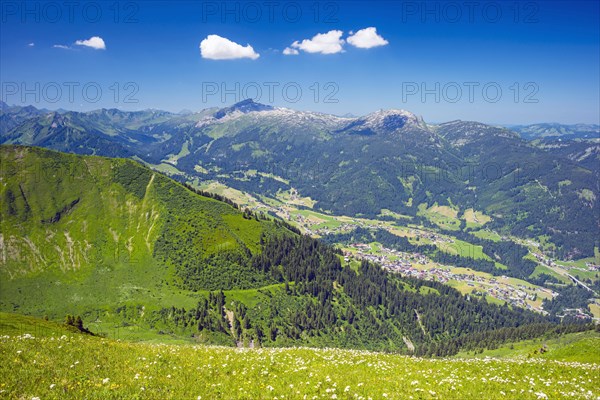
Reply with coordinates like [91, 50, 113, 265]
[102, 378, 110, 384]
[345, 386, 350, 392]
[50, 384, 56, 389]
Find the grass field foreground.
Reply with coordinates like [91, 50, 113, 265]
[1, 315, 599, 399]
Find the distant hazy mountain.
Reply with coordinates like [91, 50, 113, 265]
[530, 137, 600, 171]
[507, 123, 599, 171]
[0, 101, 46, 135]
[2, 100, 598, 258]
[511, 123, 600, 141]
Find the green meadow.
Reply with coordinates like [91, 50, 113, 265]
[1, 313, 599, 400]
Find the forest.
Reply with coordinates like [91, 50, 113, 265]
[148, 232, 589, 355]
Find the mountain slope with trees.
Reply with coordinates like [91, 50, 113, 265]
[0, 145, 577, 353]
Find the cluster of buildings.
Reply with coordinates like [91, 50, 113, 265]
[313, 223, 357, 237]
[344, 242, 552, 314]
[407, 228, 453, 244]
[586, 262, 600, 271]
[559, 308, 594, 320]
[531, 252, 560, 268]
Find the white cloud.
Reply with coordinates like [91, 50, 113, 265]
[75, 36, 106, 50]
[200, 35, 259, 60]
[347, 27, 389, 49]
[27, 42, 34, 47]
[283, 47, 299, 56]
[288, 30, 344, 55]
[53, 44, 71, 50]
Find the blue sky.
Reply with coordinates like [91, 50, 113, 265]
[1, 0, 599, 124]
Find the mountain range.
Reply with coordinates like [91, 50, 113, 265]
[510, 123, 600, 141]
[1, 100, 598, 259]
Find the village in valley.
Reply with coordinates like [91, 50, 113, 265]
[197, 182, 600, 319]
[343, 241, 553, 313]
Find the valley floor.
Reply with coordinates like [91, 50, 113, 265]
[1, 314, 599, 400]
[196, 181, 600, 318]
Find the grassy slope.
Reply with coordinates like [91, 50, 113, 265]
[0, 145, 284, 325]
[0, 312, 598, 399]
[455, 330, 600, 363]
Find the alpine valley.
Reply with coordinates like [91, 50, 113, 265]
[1, 100, 599, 353]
